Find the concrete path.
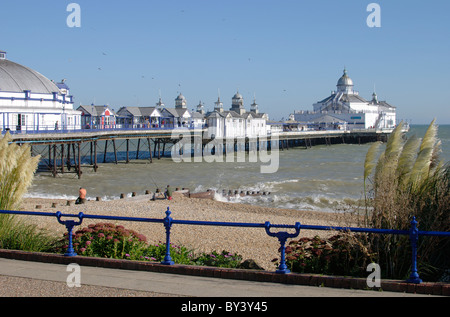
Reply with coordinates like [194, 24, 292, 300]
[0, 258, 433, 298]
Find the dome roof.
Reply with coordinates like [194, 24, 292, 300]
[337, 68, 353, 87]
[232, 92, 243, 99]
[175, 93, 186, 100]
[0, 58, 61, 94]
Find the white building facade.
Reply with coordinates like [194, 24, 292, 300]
[205, 92, 269, 139]
[0, 51, 81, 133]
[293, 69, 396, 130]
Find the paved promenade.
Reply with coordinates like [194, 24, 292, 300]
[0, 258, 436, 298]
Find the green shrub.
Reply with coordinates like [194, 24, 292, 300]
[274, 233, 375, 277]
[61, 223, 148, 259]
[141, 241, 195, 264]
[59, 223, 246, 268]
[194, 250, 243, 268]
[0, 213, 58, 252]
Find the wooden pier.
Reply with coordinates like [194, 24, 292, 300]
[8, 128, 392, 178]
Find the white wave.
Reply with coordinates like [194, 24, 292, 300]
[212, 189, 358, 213]
[24, 192, 119, 202]
[24, 192, 78, 201]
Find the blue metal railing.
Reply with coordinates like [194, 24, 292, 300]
[0, 208, 449, 283]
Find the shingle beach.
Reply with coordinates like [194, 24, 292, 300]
[19, 193, 358, 270]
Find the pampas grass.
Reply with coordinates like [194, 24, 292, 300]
[363, 141, 382, 223]
[409, 119, 438, 189]
[0, 132, 56, 251]
[0, 132, 41, 210]
[362, 119, 449, 281]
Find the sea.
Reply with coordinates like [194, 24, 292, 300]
[26, 125, 450, 213]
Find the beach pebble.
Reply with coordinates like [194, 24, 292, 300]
[20, 195, 356, 270]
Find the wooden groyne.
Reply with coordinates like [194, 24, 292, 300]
[187, 189, 270, 200]
[8, 128, 393, 179]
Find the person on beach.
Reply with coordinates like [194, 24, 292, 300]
[75, 187, 86, 204]
[165, 185, 173, 200]
[152, 188, 162, 201]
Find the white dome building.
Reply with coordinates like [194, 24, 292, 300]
[336, 68, 354, 94]
[0, 50, 81, 133]
[293, 68, 396, 130]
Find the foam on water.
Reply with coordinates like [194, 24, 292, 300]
[26, 125, 449, 213]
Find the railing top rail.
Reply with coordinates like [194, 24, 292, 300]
[1, 209, 449, 237]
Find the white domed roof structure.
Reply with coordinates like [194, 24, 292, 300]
[175, 93, 187, 109]
[175, 93, 186, 100]
[0, 59, 61, 94]
[0, 51, 81, 132]
[336, 68, 354, 93]
[232, 92, 243, 100]
[293, 68, 397, 130]
[230, 90, 245, 115]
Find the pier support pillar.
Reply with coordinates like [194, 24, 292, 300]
[77, 142, 81, 179]
[126, 139, 130, 163]
[94, 140, 98, 172]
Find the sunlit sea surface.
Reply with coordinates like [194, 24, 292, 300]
[27, 125, 450, 213]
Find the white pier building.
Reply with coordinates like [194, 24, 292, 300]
[0, 50, 81, 132]
[205, 91, 269, 138]
[292, 69, 396, 130]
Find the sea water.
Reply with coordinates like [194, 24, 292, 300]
[26, 125, 450, 212]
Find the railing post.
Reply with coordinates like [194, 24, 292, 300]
[56, 212, 84, 257]
[264, 222, 301, 274]
[407, 216, 422, 284]
[161, 207, 174, 265]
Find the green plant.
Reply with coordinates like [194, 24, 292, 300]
[0, 132, 40, 210]
[59, 222, 249, 269]
[363, 120, 449, 281]
[142, 241, 195, 264]
[0, 213, 59, 252]
[61, 223, 148, 259]
[0, 132, 54, 252]
[194, 250, 243, 268]
[275, 234, 375, 277]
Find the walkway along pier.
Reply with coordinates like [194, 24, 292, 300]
[8, 128, 393, 179]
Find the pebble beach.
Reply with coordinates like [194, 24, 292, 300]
[18, 192, 360, 270]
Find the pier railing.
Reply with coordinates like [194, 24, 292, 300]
[1, 208, 448, 284]
[1, 123, 195, 135]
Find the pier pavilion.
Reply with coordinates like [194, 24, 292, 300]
[0, 51, 81, 132]
[204, 92, 269, 139]
[292, 69, 396, 130]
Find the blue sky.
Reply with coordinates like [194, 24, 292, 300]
[1, 0, 449, 124]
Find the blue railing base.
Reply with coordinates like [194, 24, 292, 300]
[264, 221, 301, 274]
[161, 207, 175, 266]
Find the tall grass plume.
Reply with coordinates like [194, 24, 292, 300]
[363, 120, 449, 281]
[1, 132, 41, 210]
[0, 132, 55, 252]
